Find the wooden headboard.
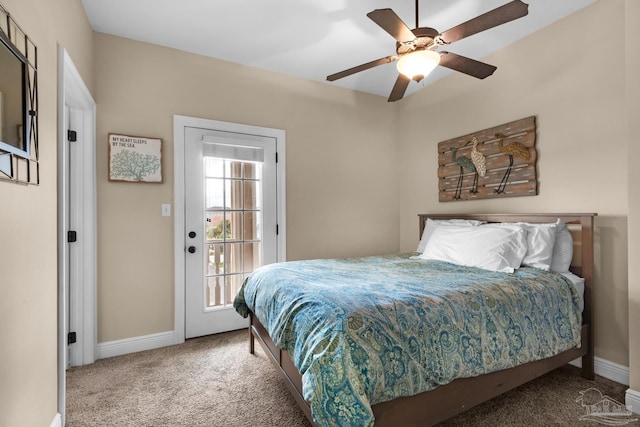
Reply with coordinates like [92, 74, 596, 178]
[417, 213, 596, 358]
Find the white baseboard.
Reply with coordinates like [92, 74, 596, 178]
[570, 356, 629, 385]
[626, 388, 640, 414]
[97, 330, 178, 359]
[50, 413, 62, 427]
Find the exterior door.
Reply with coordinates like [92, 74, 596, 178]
[184, 127, 278, 338]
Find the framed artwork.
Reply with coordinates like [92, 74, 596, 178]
[437, 116, 537, 201]
[108, 133, 162, 183]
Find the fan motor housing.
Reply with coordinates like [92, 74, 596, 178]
[396, 27, 439, 55]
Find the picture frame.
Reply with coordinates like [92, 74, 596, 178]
[108, 133, 162, 183]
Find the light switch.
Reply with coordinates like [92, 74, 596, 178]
[161, 203, 171, 217]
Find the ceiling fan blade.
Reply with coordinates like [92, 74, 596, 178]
[388, 74, 411, 102]
[439, 52, 497, 79]
[326, 55, 398, 81]
[439, 0, 529, 44]
[367, 9, 416, 42]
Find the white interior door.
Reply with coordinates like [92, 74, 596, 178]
[58, 45, 97, 426]
[184, 127, 278, 338]
[66, 105, 81, 367]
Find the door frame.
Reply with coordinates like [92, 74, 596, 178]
[57, 46, 97, 423]
[173, 115, 286, 344]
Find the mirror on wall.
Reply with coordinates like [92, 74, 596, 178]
[0, 3, 38, 184]
[0, 31, 28, 158]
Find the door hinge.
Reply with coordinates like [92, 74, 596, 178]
[276, 224, 279, 235]
[67, 130, 77, 142]
[67, 230, 77, 242]
[67, 332, 77, 345]
[275, 152, 278, 163]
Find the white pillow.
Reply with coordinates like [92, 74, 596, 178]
[522, 224, 556, 271]
[487, 219, 572, 272]
[486, 220, 560, 271]
[550, 219, 573, 273]
[416, 218, 485, 253]
[520, 223, 557, 270]
[502, 220, 559, 270]
[419, 225, 528, 273]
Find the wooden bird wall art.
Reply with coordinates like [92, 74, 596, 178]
[437, 116, 537, 202]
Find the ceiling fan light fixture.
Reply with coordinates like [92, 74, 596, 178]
[396, 49, 440, 81]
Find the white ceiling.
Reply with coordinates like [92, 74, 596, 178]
[81, 0, 597, 100]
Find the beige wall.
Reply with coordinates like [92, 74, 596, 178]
[626, 0, 640, 393]
[397, 0, 629, 366]
[0, 1, 93, 426]
[93, 33, 400, 342]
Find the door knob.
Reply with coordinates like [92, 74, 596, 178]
[188, 231, 196, 238]
[188, 246, 196, 254]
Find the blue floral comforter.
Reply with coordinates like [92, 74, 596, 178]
[233, 253, 582, 427]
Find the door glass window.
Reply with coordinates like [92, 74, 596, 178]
[204, 158, 262, 308]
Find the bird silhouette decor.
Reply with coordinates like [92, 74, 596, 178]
[451, 146, 478, 199]
[437, 116, 537, 202]
[469, 137, 486, 177]
[495, 132, 530, 194]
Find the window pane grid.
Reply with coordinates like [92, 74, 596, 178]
[204, 159, 262, 309]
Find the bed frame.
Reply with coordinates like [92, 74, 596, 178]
[247, 213, 596, 426]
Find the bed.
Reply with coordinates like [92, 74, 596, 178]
[233, 213, 595, 426]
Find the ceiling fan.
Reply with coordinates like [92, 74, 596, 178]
[326, 0, 529, 102]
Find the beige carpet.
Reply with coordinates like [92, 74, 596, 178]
[67, 330, 637, 427]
